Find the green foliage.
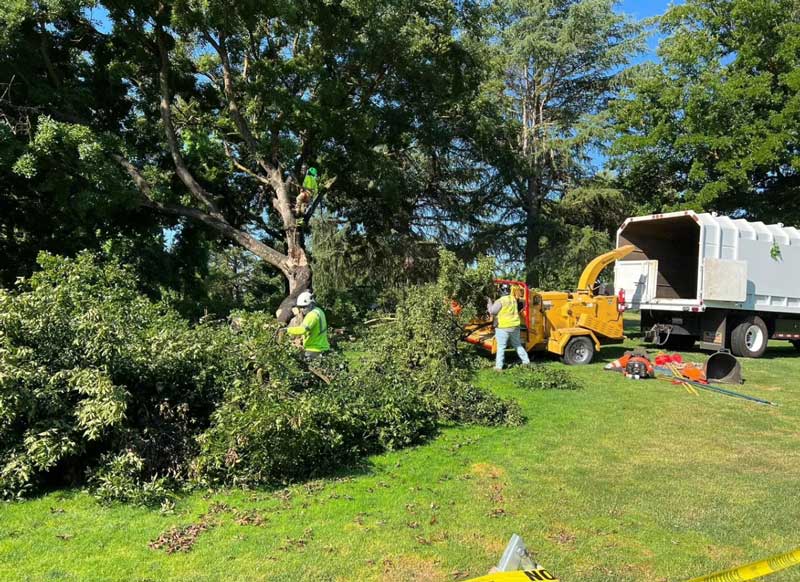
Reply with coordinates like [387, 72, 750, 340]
[198, 252, 521, 487]
[196, 383, 364, 487]
[362, 282, 523, 427]
[0, 252, 521, 497]
[525, 176, 632, 291]
[436, 249, 496, 319]
[0, 252, 249, 499]
[461, 0, 642, 284]
[310, 216, 442, 327]
[611, 0, 800, 222]
[530, 224, 613, 291]
[195, 358, 438, 487]
[512, 365, 582, 391]
[0, 0, 493, 332]
[90, 451, 175, 506]
[198, 259, 522, 487]
[203, 246, 285, 317]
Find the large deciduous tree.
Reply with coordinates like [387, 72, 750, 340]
[0, 0, 165, 287]
[1, 0, 477, 320]
[610, 0, 800, 222]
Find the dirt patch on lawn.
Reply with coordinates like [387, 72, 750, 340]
[380, 555, 445, 581]
[470, 463, 506, 480]
[454, 531, 507, 555]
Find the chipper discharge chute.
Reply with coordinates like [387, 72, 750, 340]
[464, 246, 635, 365]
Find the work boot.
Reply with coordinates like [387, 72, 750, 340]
[493, 367, 504, 373]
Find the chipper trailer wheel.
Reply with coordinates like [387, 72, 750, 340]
[562, 336, 594, 366]
[730, 315, 768, 359]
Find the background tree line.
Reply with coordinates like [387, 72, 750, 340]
[1, 0, 798, 321]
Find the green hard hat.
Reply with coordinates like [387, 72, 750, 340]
[308, 167, 318, 177]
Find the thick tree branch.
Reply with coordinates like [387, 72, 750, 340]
[207, 31, 272, 174]
[207, 29, 297, 231]
[113, 153, 290, 274]
[222, 141, 271, 185]
[37, 20, 62, 89]
[155, 26, 224, 220]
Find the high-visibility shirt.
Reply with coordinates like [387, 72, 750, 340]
[302, 174, 319, 196]
[287, 307, 330, 352]
[497, 295, 521, 329]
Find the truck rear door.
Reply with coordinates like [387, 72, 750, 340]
[614, 260, 658, 308]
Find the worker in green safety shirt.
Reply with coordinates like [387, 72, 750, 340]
[303, 167, 319, 195]
[486, 284, 530, 371]
[286, 290, 329, 359]
[295, 167, 318, 219]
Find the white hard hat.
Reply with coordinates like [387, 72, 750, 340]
[296, 290, 314, 307]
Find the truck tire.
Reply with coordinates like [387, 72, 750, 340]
[562, 336, 594, 366]
[791, 340, 800, 352]
[730, 316, 768, 358]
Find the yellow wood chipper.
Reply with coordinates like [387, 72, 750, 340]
[464, 246, 635, 365]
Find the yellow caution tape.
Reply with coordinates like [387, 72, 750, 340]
[464, 545, 800, 582]
[465, 570, 560, 582]
[687, 545, 800, 581]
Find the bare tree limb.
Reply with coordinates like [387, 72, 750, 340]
[113, 153, 290, 274]
[208, 29, 298, 232]
[222, 141, 271, 185]
[155, 25, 224, 220]
[206, 31, 272, 174]
[37, 20, 62, 89]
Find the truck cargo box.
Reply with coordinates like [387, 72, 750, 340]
[615, 211, 800, 314]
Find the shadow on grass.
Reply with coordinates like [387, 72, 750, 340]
[22, 452, 384, 510]
[600, 340, 800, 366]
[749, 344, 800, 360]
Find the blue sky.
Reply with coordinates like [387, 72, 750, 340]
[619, 0, 677, 63]
[87, 1, 676, 63]
[620, 0, 675, 19]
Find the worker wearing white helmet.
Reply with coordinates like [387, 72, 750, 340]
[286, 290, 330, 358]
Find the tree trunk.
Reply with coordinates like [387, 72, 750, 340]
[120, 26, 317, 325]
[524, 177, 540, 288]
[276, 262, 312, 323]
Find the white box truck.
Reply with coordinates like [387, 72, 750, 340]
[614, 210, 800, 358]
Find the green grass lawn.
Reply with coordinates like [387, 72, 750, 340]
[2, 317, 799, 582]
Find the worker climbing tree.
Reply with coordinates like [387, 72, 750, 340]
[296, 167, 319, 226]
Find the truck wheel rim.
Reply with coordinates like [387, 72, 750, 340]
[745, 325, 765, 352]
[571, 342, 589, 362]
